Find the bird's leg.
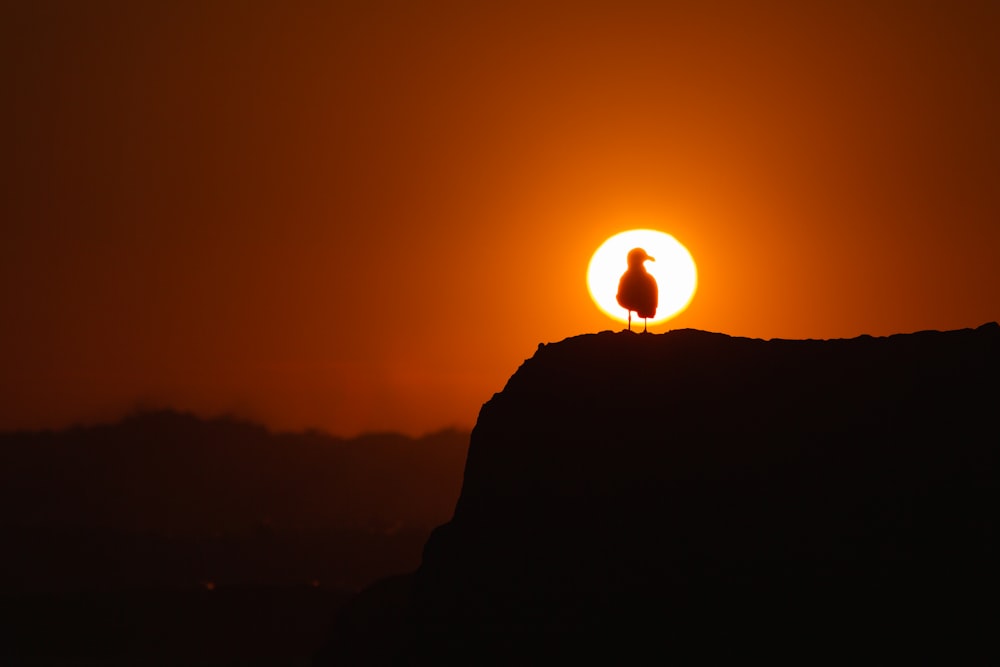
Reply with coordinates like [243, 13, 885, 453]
[643, 317, 648, 333]
[628, 311, 632, 332]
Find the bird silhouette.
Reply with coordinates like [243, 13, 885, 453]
[616, 247, 658, 332]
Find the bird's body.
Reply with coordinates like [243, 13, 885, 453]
[617, 247, 658, 331]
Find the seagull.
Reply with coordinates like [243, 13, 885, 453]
[616, 247, 658, 332]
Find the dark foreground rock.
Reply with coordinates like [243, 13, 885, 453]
[316, 324, 999, 665]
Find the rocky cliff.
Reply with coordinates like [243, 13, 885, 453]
[316, 324, 999, 665]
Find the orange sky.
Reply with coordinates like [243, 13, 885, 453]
[2, 1, 998, 436]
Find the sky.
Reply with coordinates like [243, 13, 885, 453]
[3, 0, 998, 436]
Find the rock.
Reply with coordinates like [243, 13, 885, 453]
[316, 324, 999, 665]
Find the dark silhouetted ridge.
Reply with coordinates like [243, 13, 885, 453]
[1, 411, 470, 664]
[316, 324, 999, 665]
[0, 411, 469, 592]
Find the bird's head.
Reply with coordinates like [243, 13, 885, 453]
[627, 247, 655, 268]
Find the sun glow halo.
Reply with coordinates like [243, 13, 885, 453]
[587, 229, 697, 326]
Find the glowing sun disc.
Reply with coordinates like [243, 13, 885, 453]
[587, 229, 697, 326]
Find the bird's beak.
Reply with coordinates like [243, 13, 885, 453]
[647, 256, 656, 261]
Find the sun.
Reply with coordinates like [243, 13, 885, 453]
[587, 229, 697, 327]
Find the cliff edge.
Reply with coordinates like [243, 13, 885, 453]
[317, 324, 999, 664]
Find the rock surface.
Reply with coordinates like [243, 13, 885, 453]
[316, 324, 999, 665]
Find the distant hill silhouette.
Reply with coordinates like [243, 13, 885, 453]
[0, 412, 468, 592]
[316, 324, 999, 665]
